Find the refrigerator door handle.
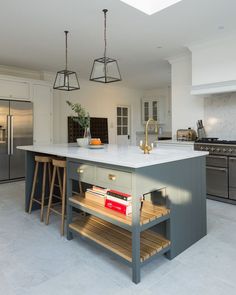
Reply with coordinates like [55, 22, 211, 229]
[10, 115, 14, 155]
[7, 115, 11, 155]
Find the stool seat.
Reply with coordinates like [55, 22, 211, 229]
[46, 159, 67, 235]
[35, 156, 52, 163]
[52, 159, 67, 168]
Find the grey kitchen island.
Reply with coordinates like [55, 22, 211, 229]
[18, 143, 208, 284]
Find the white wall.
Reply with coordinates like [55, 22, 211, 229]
[0, 66, 170, 144]
[142, 86, 172, 133]
[190, 35, 236, 86]
[52, 79, 143, 145]
[169, 54, 204, 138]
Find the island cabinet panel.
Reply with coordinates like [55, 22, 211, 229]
[68, 159, 132, 192]
[68, 161, 96, 184]
[96, 167, 132, 190]
[65, 157, 172, 284]
[135, 156, 207, 259]
[22, 148, 207, 284]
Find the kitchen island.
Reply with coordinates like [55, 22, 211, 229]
[18, 143, 208, 283]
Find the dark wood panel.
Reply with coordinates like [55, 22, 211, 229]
[68, 117, 109, 144]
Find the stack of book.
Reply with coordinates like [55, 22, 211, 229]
[85, 186, 108, 205]
[105, 189, 132, 215]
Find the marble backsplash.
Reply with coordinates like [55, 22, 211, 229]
[204, 93, 236, 140]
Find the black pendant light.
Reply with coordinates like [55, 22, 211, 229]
[53, 31, 80, 91]
[90, 9, 122, 83]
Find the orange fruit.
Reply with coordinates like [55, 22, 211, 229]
[90, 138, 102, 145]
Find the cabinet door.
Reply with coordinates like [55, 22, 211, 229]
[142, 99, 159, 123]
[229, 157, 236, 200]
[0, 100, 9, 181]
[152, 100, 158, 121]
[0, 79, 30, 100]
[32, 84, 53, 144]
[142, 98, 166, 124]
[116, 106, 131, 145]
[143, 101, 150, 122]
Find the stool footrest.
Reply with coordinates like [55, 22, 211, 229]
[50, 207, 62, 215]
[52, 194, 62, 200]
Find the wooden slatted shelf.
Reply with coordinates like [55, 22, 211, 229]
[69, 195, 170, 227]
[69, 215, 170, 263]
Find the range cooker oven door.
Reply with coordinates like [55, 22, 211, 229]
[229, 157, 236, 200]
[206, 155, 228, 199]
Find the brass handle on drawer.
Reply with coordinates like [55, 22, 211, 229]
[108, 174, 116, 181]
[77, 168, 84, 174]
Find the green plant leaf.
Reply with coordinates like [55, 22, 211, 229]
[66, 100, 90, 129]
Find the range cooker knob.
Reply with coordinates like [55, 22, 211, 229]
[211, 147, 215, 152]
[205, 147, 209, 151]
[216, 148, 220, 152]
[223, 148, 227, 152]
[229, 148, 233, 153]
[200, 146, 204, 150]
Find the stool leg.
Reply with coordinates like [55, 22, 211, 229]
[46, 166, 56, 225]
[40, 162, 47, 222]
[57, 167, 63, 198]
[61, 167, 66, 236]
[28, 162, 39, 214]
[48, 162, 52, 184]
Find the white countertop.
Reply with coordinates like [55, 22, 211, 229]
[156, 140, 195, 145]
[18, 143, 208, 169]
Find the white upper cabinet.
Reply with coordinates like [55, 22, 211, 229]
[0, 78, 30, 100]
[141, 97, 165, 124]
[31, 83, 53, 145]
[0, 75, 53, 144]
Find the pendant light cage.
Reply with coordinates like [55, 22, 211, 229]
[90, 9, 122, 83]
[53, 31, 80, 91]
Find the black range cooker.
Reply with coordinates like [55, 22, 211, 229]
[194, 138, 236, 203]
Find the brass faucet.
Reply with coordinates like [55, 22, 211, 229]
[139, 118, 158, 154]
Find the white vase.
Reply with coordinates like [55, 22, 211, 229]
[76, 137, 89, 147]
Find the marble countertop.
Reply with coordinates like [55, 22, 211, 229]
[18, 143, 208, 169]
[156, 140, 195, 145]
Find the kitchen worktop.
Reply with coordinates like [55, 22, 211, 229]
[157, 140, 195, 145]
[18, 143, 208, 169]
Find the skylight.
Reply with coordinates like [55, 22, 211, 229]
[120, 0, 183, 15]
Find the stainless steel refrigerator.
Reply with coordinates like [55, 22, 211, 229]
[0, 99, 33, 181]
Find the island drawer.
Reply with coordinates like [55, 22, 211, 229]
[68, 161, 96, 183]
[96, 167, 132, 190]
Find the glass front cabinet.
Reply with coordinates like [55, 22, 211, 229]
[141, 97, 165, 124]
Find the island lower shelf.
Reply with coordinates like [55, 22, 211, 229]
[69, 215, 171, 263]
[69, 195, 170, 231]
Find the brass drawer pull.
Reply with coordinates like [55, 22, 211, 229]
[108, 174, 116, 181]
[77, 168, 84, 174]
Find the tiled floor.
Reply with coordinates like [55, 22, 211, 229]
[0, 181, 236, 295]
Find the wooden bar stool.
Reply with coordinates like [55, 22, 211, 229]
[46, 158, 67, 235]
[28, 155, 52, 222]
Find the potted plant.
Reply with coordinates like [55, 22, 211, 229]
[66, 101, 91, 147]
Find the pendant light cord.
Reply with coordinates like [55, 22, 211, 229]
[103, 9, 108, 61]
[65, 30, 68, 71]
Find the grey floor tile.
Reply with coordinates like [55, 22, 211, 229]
[1, 181, 236, 295]
[147, 262, 236, 295]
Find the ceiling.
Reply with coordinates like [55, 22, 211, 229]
[0, 0, 235, 90]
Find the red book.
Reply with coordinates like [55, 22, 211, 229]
[105, 199, 132, 215]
